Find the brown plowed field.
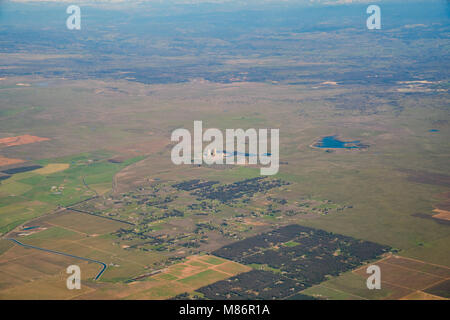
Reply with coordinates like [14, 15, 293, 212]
[0, 156, 24, 166]
[0, 135, 50, 148]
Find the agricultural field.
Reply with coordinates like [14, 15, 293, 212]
[302, 255, 450, 300]
[0, 151, 144, 235]
[192, 224, 389, 299]
[0, 0, 449, 301]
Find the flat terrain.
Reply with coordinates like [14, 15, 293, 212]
[302, 255, 450, 300]
[0, 1, 448, 299]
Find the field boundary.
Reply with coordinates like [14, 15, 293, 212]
[6, 238, 107, 281]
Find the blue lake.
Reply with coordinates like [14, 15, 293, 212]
[23, 226, 39, 231]
[315, 136, 363, 149]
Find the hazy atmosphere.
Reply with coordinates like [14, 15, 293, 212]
[0, 0, 448, 304]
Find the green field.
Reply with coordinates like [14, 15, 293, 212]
[0, 153, 144, 236]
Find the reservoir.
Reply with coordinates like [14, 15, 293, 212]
[314, 136, 365, 149]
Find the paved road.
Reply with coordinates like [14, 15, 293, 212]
[6, 238, 107, 280]
[66, 207, 134, 225]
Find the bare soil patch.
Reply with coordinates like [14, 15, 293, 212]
[0, 135, 50, 148]
[432, 209, 450, 221]
[0, 156, 24, 167]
